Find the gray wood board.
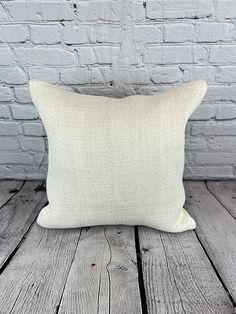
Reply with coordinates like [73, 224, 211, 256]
[207, 180, 236, 219]
[0, 223, 82, 313]
[0, 180, 47, 269]
[139, 226, 234, 314]
[185, 181, 236, 305]
[58, 226, 142, 314]
[0, 180, 23, 208]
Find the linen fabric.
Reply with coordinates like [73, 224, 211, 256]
[30, 80, 207, 232]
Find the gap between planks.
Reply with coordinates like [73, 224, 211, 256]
[0, 181, 144, 313]
[1, 180, 236, 314]
[0, 180, 47, 270]
[185, 180, 236, 308]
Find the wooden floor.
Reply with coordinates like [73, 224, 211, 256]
[0, 181, 235, 314]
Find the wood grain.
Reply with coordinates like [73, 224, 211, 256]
[1, 181, 236, 313]
[0, 180, 47, 269]
[58, 226, 142, 314]
[185, 181, 236, 304]
[139, 226, 234, 314]
[207, 181, 236, 219]
[0, 223, 82, 313]
[0, 180, 23, 208]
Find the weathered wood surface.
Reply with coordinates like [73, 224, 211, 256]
[0, 180, 47, 269]
[207, 181, 236, 219]
[0, 180, 236, 313]
[58, 226, 142, 314]
[139, 227, 234, 314]
[185, 181, 236, 304]
[0, 223, 82, 313]
[0, 180, 23, 208]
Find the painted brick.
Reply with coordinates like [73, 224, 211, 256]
[28, 67, 59, 84]
[60, 68, 90, 84]
[0, 25, 28, 43]
[144, 46, 207, 64]
[77, 2, 122, 22]
[23, 123, 46, 136]
[78, 47, 120, 65]
[0, 0, 236, 179]
[197, 23, 232, 42]
[94, 46, 121, 64]
[34, 153, 48, 166]
[215, 105, 236, 120]
[77, 47, 97, 65]
[192, 123, 236, 136]
[0, 47, 12, 65]
[19, 137, 45, 152]
[215, 0, 236, 19]
[195, 152, 236, 165]
[207, 137, 236, 151]
[112, 68, 149, 84]
[14, 87, 31, 104]
[0, 165, 47, 180]
[0, 122, 20, 136]
[209, 46, 236, 64]
[206, 85, 236, 102]
[0, 153, 34, 165]
[78, 85, 135, 98]
[91, 68, 112, 84]
[0, 86, 12, 101]
[164, 24, 195, 42]
[0, 5, 8, 22]
[0, 67, 28, 84]
[6, 2, 74, 21]
[182, 66, 216, 83]
[30, 25, 61, 44]
[25, 166, 48, 179]
[63, 25, 93, 44]
[205, 166, 234, 178]
[0, 166, 26, 180]
[151, 66, 182, 83]
[184, 124, 194, 137]
[185, 137, 207, 150]
[185, 152, 195, 164]
[183, 166, 205, 179]
[0, 138, 19, 151]
[14, 47, 75, 66]
[146, 0, 213, 19]
[96, 25, 122, 44]
[134, 25, 162, 43]
[132, 1, 145, 22]
[216, 66, 236, 83]
[190, 106, 215, 120]
[10, 104, 39, 120]
[120, 33, 139, 65]
[232, 27, 236, 41]
[0, 105, 10, 119]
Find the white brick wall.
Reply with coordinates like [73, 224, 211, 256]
[0, 0, 236, 179]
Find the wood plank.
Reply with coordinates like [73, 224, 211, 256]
[139, 226, 234, 314]
[0, 180, 24, 207]
[207, 181, 236, 219]
[58, 226, 142, 314]
[0, 223, 82, 313]
[0, 181, 47, 269]
[185, 181, 236, 304]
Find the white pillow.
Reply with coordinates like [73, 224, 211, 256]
[30, 80, 207, 232]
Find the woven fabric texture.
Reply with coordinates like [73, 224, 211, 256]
[30, 80, 207, 232]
